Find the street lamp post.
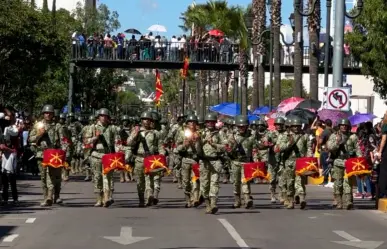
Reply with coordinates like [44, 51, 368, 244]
[332, 0, 363, 88]
[324, 0, 332, 87]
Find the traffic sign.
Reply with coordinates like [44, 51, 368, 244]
[326, 87, 350, 111]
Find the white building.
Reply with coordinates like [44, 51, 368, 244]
[33, 0, 96, 11]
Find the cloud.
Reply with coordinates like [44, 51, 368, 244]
[138, 0, 158, 13]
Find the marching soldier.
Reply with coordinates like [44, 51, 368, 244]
[118, 115, 132, 183]
[150, 111, 164, 205]
[220, 118, 233, 184]
[29, 105, 68, 206]
[83, 108, 119, 207]
[80, 115, 95, 182]
[127, 111, 165, 207]
[200, 113, 226, 214]
[326, 119, 361, 210]
[67, 113, 82, 175]
[254, 120, 269, 184]
[57, 114, 71, 182]
[176, 114, 202, 208]
[265, 117, 286, 203]
[275, 117, 312, 209]
[226, 115, 256, 209]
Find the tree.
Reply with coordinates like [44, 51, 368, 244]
[345, 0, 387, 97]
[308, 0, 321, 100]
[271, 0, 281, 106]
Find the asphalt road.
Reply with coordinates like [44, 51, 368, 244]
[0, 175, 386, 249]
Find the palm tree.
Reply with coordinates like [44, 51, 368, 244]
[271, 0, 281, 106]
[52, 0, 57, 26]
[308, 0, 321, 100]
[30, 0, 35, 8]
[42, 0, 49, 12]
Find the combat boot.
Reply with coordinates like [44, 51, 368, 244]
[103, 191, 112, 207]
[43, 189, 53, 207]
[153, 190, 159, 205]
[185, 194, 192, 208]
[286, 196, 294, 209]
[204, 198, 212, 214]
[295, 195, 300, 204]
[332, 194, 338, 207]
[210, 197, 218, 214]
[138, 193, 145, 207]
[145, 190, 154, 207]
[94, 193, 103, 207]
[244, 194, 253, 209]
[40, 188, 48, 207]
[279, 193, 286, 204]
[299, 195, 306, 209]
[124, 172, 130, 182]
[335, 194, 343, 209]
[270, 190, 276, 203]
[232, 194, 241, 208]
[120, 171, 125, 183]
[344, 194, 353, 210]
[53, 186, 63, 204]
[177, 178, 183, 189]
[192, 191, 200, 207]
[84, 169, 91, 181]
[172, 175, 178, 183]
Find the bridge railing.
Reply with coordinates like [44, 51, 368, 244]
[70, 41, 361, 68]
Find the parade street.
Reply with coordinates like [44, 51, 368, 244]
[0, 177, 386, 249]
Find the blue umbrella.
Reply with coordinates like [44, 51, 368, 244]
[348, 113, 377, 126]
[210, 102, 229, 112]
[252, 106, 275, 115]
[248, 115, 259, 123]
[210, 102, 241, 116]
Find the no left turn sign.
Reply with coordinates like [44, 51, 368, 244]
[326, 87, 350, 111]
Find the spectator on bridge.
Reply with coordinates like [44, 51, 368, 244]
[170, 36, 178, 61]
[126, 35, 137, 60]
[117, 33, 124, 60]
[104, 33, 113, 60]
[220, 36, 231, 63]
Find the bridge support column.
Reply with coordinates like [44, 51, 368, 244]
[68, 63, 75, 114]
[332, 0, 345, 88]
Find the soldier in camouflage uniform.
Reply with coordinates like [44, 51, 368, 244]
[249, 120, 258, 137]
[176, 114, 202, 208]
[83, 108, 119, 207]
[57, 114, 71, 182]
[275, 117, 312, 209]
[166, 113, 185, 188]
[264, 117, 286, 203]
[326, 118, 361, 210]
[127, 111, 165, 207]
[226, 115, 256, 209]
[80, 115, 95, 182]
[118, 115, 132, 183]
[253, 120, 269, 184]
[219, 118, 233, 184]
[200, 113, 226, 214]
[67, 113, 83, 175]
[29, 105, 68, 206]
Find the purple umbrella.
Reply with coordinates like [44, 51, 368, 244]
[317, 109, 349, 125]
[348, 113, 377, 126]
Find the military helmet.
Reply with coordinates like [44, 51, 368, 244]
[59, 113, 66, 119]
[274, 117, 285, 125]
[151, 112, 160, 121]
[205, 113, 218, 122]
[67, 112, 75, 118]
[291, 117, 303, 126]
[140, 111, 153, 120]
[99, 108, 110, 116]
[185, 110, 195, 116]
[256, 120, 266, 126]
[121, 115, 130, 121]
[234, 115, 249, 126]
[186, 114, 198, 123]
[41, 104, 54, 114]
[338, 118, 351, 126]
[250, 120, 258, 125]
[89, 115, 95, 121]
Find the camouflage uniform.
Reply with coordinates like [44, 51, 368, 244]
[265, 117, 286, 203]
[29, 105, 68, 206]
[226, 115, 256, 209]
[275, 118, 312, 209]
[253, 120, 269, 184]
[80, 115, 95, 182]
[56, 114, 71, 182]
[326, 119, 361, 210]
[67, 113, 83, 175]
[176, 114, 202, 208]
[127, 111, 165, 207]
[200, 113, 226, 214]
[118, 115, 132, 183]
[83, 108, 119, 207]
[219, 118, 232, 183]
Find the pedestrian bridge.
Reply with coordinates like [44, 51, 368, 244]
[70, 42, 362, 75]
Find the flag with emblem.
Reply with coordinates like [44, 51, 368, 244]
[144, 154, 169, 175]
[295, 157, 319, 177]
[242, 162, 268, 183]
[344, 157, 371, 178]
[42, 149, 68, 168]
[180, 57, 190, 79]
[192, 163, 200, 182]
[154, 69, 163, 106]
[101, 152, 131, 175]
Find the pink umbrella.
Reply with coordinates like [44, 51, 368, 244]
[318, 109, 349, 125]
[277, 97, 304, 113]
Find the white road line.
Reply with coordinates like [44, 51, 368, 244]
[25, 218, 36, 224]
[2, 234, 19, 242]
[218, 219, 250, 248]
[333, 230, 361, 242]
[308, 216, 318, 219]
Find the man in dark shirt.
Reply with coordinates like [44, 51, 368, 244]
[319, 119, 333, 185]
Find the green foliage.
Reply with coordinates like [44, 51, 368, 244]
[345, 0, 387, 98]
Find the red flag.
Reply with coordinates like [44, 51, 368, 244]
[42, 149, 68, 169]
[154, 69, 163, 106]
[180, 57, 190, 79]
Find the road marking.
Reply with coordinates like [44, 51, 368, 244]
[323, 213, 341, 216]
[103, 227, 152, 245]
[2, 234, 19, 242]
[308, 216, 317, 219]
[218, 219, 249, 248]
[25, 218, 36, 224]
[333, 231, 361, 242]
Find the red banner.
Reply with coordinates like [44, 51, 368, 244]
[295, 157, 319, 177]
[180, 57, 190, 79]
[144, 154, 169, 175]
[42, 149, 68, 168]
[192, 163, 200, 182]
[243, 162, 268, 183]
[101, 152, 130, 175]
[345, 157, 371, 178]
[154, 69, 163, 106]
